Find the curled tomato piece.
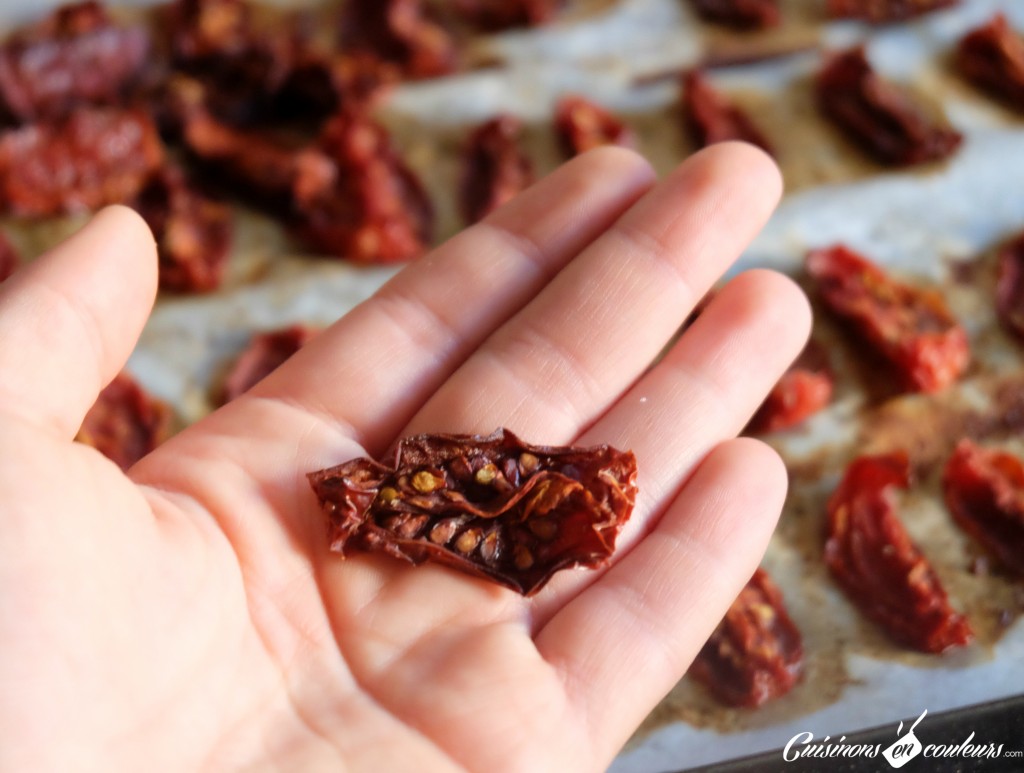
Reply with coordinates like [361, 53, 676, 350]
[816, 47, 962, 166]
[166, 0, 296, 125]
[452, 0, 562, 31]
[220, 324, 318, 404]
[77, 372, 172, 471]
[340, 0, 458, 80]
[134, 165, 233, 294]
[957, 15, 1024, 113]
[943, 440, 1024, 578]
[0, 0, 151, 123]
[682, 70, 772, 154]
[295, 110, 434, 262]
[690, 0, 780, 29]
[996, 232, 1024, 341]
[690, 569, 803, 708]
[0, 231, 18, 282]
[825, 452, 973, 653]
[806, 244, 969, 393]
[309, 429, 638, 596]
[555, 95, 635, 157]
[749, 342, 834, 433]
[826, 0, 957, 23]
[458, 115, 534, 225]
[0, 108, 164, 217]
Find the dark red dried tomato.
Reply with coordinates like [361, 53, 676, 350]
[806, 244, 969, 393]
[77, 372, 172, 471]
[0, 108, 164, 217]
[690, 569, 803, 708]
[682, 70, 772, 154]
[826, 0, 957, 23]
[749, 341, 833, 434]
[555, 95, 635, 157]
[308, 429, 638, 595]
[690, 0, 780, 29]
[825, 452, 973, 653]
[997, 232, 1024, 341]
[0, 231, 18, 283]
[339, 0, 458, 80]
[165, 0, 299, 125]
[0, 0, 150, 123]
[957, 15, 1024, 113]
[220, 324, 317, 404]
[134, 165, 233, 294]
[459, 115, 534, 225]
[816, 47, 962, 166]
[276, 52, 400, 122]
[294, 110, 434, 262]
[943, 440, 1024, 578]
[452, 0, 562, 31]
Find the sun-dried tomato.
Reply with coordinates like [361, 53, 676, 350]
[816, 47, 962, 166]
[308, 429, 638, 595]
[0, 0, 150, 123]
[452, 0, 562, 31]
[690, 569, 803, 708]
[682, 70, 772, 154]
[943, 440, 1024, 578]
[0, 107, 164, 217]
[134, 165, 233, 294]
[294, 110, 434, 262]
[997, 232, 1024, 342]
[749, 341, 833, 433]
[826, 0, 957, 23]
[825, 452, 972, 653]
[339, 0, 458, 80]
[555, 95, 635, 157]
[276, 51, 399, 122]
[219, 324, 317, 404]
[77, 372, 172, 471]
[458, 115, 534, 225]
[0, 230, 18, 282]
[958, 15, 1024, 114]
[806, 244, 969, 393]
[690, 0, 780, 29]
[165, 0, 299, 125]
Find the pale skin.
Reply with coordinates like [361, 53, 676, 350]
[0, 143, 810, 772]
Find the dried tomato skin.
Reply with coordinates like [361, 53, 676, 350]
[555, 95, 635, 157]
[749, 342, 833, 433]
[294, 110, 434, 262]
[452, 0, 562, 31]
[0, 1, 151, 123]
[77, 372, 172, 471]
[0, 108, 164, 217]
[943, 440, 1024, 578]
[308, 429, 638, 596]
[815, 47, 962, 166]
[825, 452, 973, 653]
[339, 0, 458, 80]
[826, 0, 958, 23]
[806, 244, 969, 393]
[0, 231, 18, 282]
[690, 569, 803, 708]
[133, 165, 233, 294]
[957, 15, 1024, 113]
[459, 115, 534, 225]
[690, 0, 780, 30]
[682, 70, 773, 154]
[220, 324, 317, 404]
[996, 232, 1024, 342]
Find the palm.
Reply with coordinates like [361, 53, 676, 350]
[0, 145, 809, 772]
